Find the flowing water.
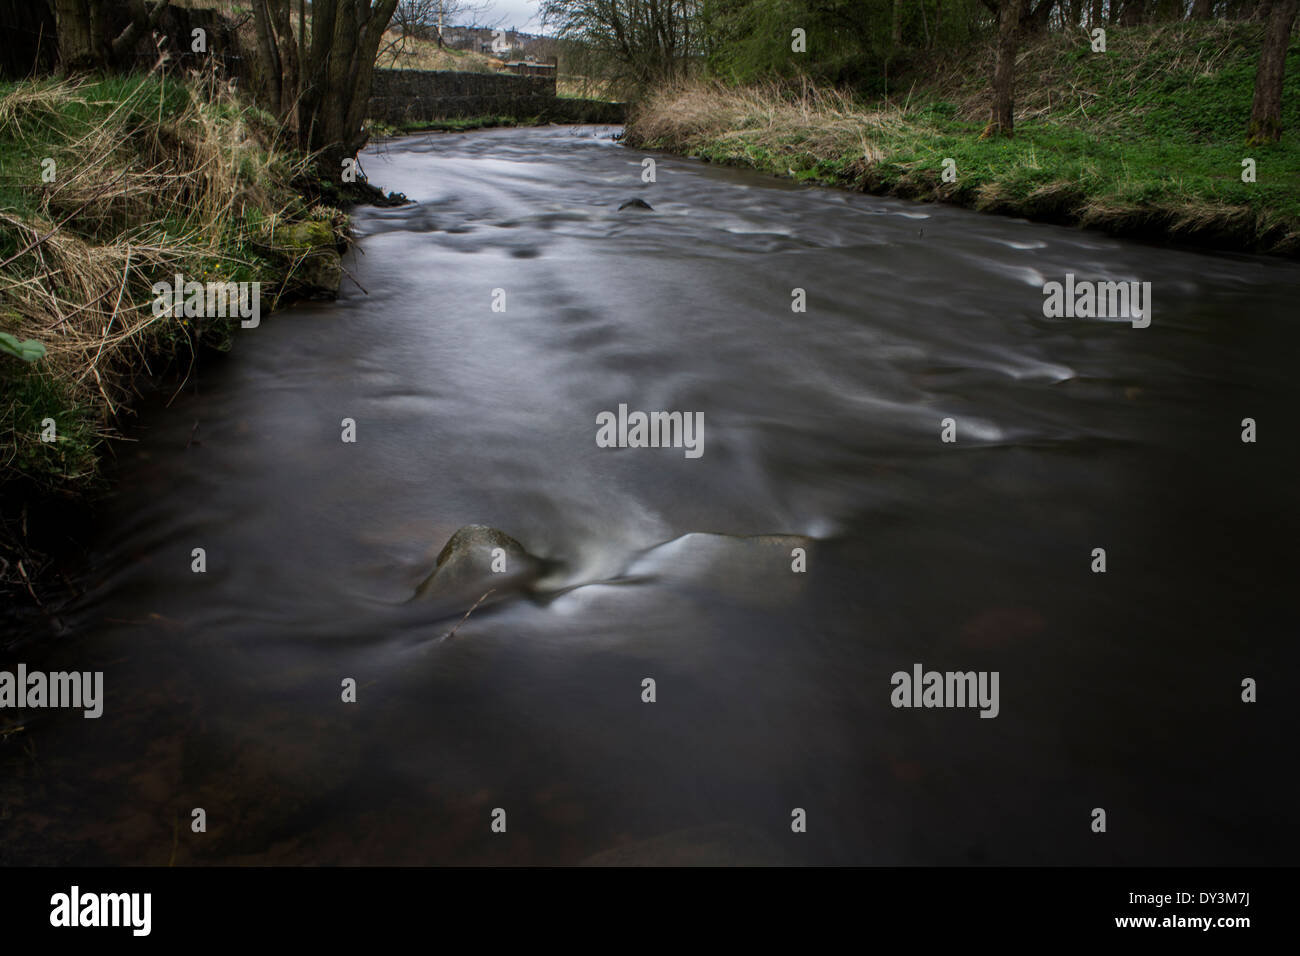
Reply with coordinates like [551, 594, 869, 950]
[5, 126, 1298, 865]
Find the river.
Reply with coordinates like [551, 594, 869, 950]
[4, 125, 1297, 865]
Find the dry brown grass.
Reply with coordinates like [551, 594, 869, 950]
[0, 70, 320, 488]
[626, 79, 927, 167]
[1, 213, 183, 425]
[557, 74, 619, 101]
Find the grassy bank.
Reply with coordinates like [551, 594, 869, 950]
[625, 22, 1300, 256]
[370, 115, 539, 135]
[0, 73, 345, 605]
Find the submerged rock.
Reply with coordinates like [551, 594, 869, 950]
[618, 198, 653, 211]
[414, 525, 545, 605]
[622, 531, 815, 607]
[411, 526, 815, 618]
[279, 220, 343, 298]
[280, 220, 334, 247]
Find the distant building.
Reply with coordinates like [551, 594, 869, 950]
[441, 25, 552, 59]
[503, 60, 557, 77]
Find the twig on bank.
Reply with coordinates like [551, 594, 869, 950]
[16, 560, 42, 607]
[340, 261, 368, 294]
[443, 589, 495, 641]
[88, 244, 132, 372]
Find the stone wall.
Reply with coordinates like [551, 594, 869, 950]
[369, 69, 557, 123]
[368, 69, 628, 125]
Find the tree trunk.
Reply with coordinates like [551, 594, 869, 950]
[1091, 0, 1103, 27]
[293, 0, 398, 172]
[340, 0, 399, 158]
[54, 0, 103, 71]
[269, 0, 299, 122]
[892, 0, 903, 45]
[1247, 0, 1299, 142]
[1190, 0, 1215, 16]
[252, 0, 283, 116]
[989, 0, 1025, 137]
[247, 0, 399, 172]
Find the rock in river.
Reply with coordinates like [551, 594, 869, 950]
[278, 220, 343, 298]
[414, 525, 546, 606]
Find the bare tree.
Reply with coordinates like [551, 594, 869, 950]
[251, 0, 299, 119]
[1247, 0, 1299, 142]
[538, 0, 702, 94]
[251, 0, 400, 172]
[379, 0, 498, 64]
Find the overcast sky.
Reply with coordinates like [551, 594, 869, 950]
[478, 0, 547, 33]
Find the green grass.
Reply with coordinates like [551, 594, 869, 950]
[627, 22, 1300, 254]
[0, 369, 98, 488]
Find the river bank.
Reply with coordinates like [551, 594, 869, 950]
[0, 74, 355, 611]
[624, 21, 1300, 257]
